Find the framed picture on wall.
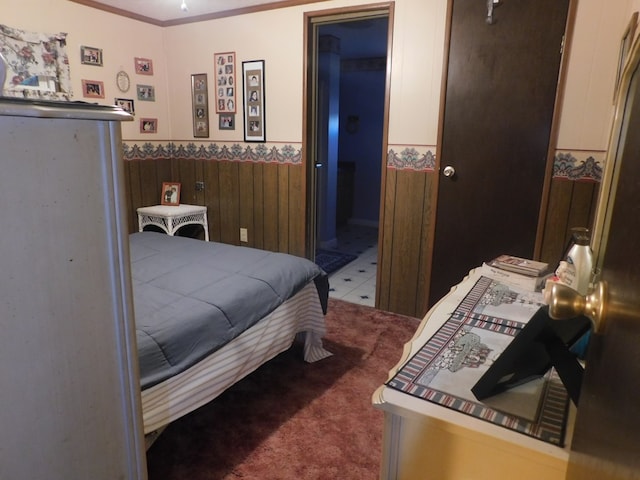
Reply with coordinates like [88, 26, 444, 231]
[115, 97, 135, 115]
[191, 73, 209, 137]
[214, 52, 236, 113]
[81, 79, 105, 98]
[80, 45, 103, 66]
[219, 113, 235, 130]
[134, 57, 154, 75]
[136, 84, 155, 101]
[242, 60, 265, 142]
[140, 117, 157, 133]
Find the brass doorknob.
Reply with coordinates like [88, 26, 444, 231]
[543, 281, 608, 333]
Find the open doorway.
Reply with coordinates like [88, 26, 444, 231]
[305, 8, 390, 307]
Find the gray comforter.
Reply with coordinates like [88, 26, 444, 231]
[129, 232, 328, 390]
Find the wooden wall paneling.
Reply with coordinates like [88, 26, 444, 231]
[387, 170, 426, 317]
[415, 171, 437, 316]
[218, 161, 241, 245]
[193, 158, 206, 206]
[203, 160, 222, 242]
[252, 163, 265, 250]
[540, 179, 573, 264]
[288, 164, 306, 257]
[238, 161, 255, 246]
[377, 168, 397, 310]
[277, 165, 290, 254]
[139, 160, 160, 208]
[125, 160, 143, 233]
[177, 158, 197, 205]
[565, 181, 598, 234]
[156, 157, 172, 187]
[262, 163, 280, 252]
[123, 161, 133, 233]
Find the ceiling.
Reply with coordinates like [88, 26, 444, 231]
[71, 0, 320, 24]
[72, 0, 388, 58]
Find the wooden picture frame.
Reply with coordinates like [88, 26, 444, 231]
[140, 117, 157, 133]
[191, 73, 209, 137]
[134, 57, 153, 75]
[214, 52, 236, 113]
[161, 182, 181, 206]
[242, 60, 265, 142]
[81, 79, 105, 98]
[80, 45, 102, 66]
[614, 12, 639, 102]
[136, 84, 155, 101]
[115, 98, 135, 115]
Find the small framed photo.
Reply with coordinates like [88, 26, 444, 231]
[161, 182, 181, 206]
[219, 114, 235, 130]
[81, 79, 105, 98]
[140, 117, 157, 133]
[134, 57, 153, 75]
[191, 73, 209, 138]
[115, 98, 135, 115]
[80, 46, 103, 66]
[242, 60, 265, 142]
[214, 52, 236, 113]
[136, 84, 155, 101]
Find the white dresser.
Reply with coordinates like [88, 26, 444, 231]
[372, 270, 574, 480]
[0, 99, 146, 479]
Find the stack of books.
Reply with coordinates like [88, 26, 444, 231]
[480, 254, 552, 291]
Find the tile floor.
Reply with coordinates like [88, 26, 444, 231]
[326, 224, 378, 307]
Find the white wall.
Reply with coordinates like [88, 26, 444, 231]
[2, 0, 169, 139]
[1, 0, 634, 153]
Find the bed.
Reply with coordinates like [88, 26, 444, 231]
[128, 231, 332, 438]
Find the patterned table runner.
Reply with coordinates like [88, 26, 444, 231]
[387, 276, 570, 446]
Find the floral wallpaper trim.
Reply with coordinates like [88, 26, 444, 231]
[122, 141, 302, 164]
[385, 145, 604, 182]
[387, 146, 437, 172]
[553, 151, 604, 182]
[121, 141, 603, 182]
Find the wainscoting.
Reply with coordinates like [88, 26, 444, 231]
[122, 142, 602, 318]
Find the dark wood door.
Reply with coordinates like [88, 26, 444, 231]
[565, 41, 640, 479]
[429, 0, 570, 306]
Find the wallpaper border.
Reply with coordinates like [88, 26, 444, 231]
[121, 141, 604, 182]
[123, 141, 302, 164]
[385, 145, 604, 182]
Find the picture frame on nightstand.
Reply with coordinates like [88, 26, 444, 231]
[161, 182, 181, 206]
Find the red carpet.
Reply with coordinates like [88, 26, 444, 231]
[146, 298, 420, 479]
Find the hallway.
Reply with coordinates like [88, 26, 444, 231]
[326, 225, 378, 307]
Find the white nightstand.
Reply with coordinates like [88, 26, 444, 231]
[137, 204, 209, 241]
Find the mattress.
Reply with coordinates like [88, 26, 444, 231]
[140, 281, 331, 434]
[129, 232, 329, 390]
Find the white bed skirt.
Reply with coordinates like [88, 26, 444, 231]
[141, 282, 332, 434]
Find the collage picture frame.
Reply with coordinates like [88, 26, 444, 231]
[191, 73, 209, 137]
[214, 52, 237, 113]
[242, 60, 265, 142]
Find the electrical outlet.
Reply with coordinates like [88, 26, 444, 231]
[240, 228, 248, 243]
[195, 181, 205, 191]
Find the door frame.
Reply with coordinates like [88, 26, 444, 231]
[302, 2, 394, 275]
